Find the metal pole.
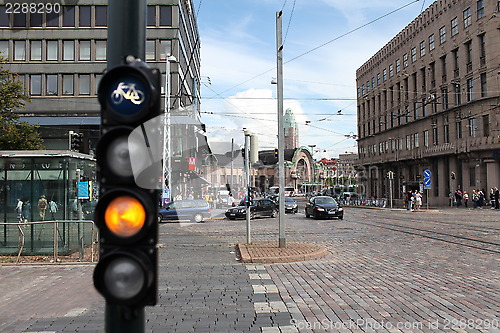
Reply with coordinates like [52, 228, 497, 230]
[230, 138, 234, 192]
[105, 0, 147, 331]
[389, 175, 393, 209]
[276, 11, 286, 248]
[244, 130, 251, 244]
[163, 54, 176, 204]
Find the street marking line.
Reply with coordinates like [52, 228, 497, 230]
[246, 264, 266, 270]
[254, 301, 288, 313]
[249, 273, 272, 280]
[261, 326, 299, 333]
[64, 307, 88, 317]
[252, 284, 279, 294]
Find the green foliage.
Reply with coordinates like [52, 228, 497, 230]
[0, 56, 43, 150]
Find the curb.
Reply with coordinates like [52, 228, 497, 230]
[237, 242, 328, 263]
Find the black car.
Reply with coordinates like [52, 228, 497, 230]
[225, 198, 278, 220]
[159, 200, 211, 222]
[305, 196, 343, 220]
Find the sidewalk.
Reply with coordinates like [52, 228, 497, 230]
[237, 242, 328, 263]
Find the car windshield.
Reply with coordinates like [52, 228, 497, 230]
[315, 197, 336, 205]
[285, 197, 295, 203]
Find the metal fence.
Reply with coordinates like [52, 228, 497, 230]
[0, 220, 98, 263]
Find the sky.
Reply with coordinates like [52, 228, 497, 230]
[195, 0, 428, 158]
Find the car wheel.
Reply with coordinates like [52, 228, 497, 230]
[271, 209, 277, 218]
[158, 215, 162, 223]
[250, 212, 256, 219]
[305, 210, 310, 218]
[313, 211, 319, 220]
[192, 213, 203, 223]
[338, 215, 344, 220]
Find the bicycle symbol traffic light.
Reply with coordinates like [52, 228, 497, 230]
[93, 56, 162, 309]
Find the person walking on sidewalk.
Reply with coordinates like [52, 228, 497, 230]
[494, 187, 499, 209]
[463, 191, 469, 209]
[414, 190, 422, 211]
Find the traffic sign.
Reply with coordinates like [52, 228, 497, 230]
[423, 169, 432, 178]
[423, 178, 432, 186]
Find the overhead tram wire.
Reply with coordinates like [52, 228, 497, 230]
[207, 0, 421, 99]
[282, 0, 297, 46]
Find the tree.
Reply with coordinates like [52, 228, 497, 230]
[0, 56, 43, 150]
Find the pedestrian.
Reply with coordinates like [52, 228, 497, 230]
[494, 186, 499, 210]
[38, 195, 48, 220]
[478, 189, 485, 208]
[472, 190, 479, 209]
[404, 191, 412, 211]
[414, 190, 422, 211]
[15, 198, 23, 221]
[463, 191, 469, 208]
[454, 189, 462, 207]
[22, 199, 31, 222]
[49, 199, 58, 220]
[227, 192, 235, 207]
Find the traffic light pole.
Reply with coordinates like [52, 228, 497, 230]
[105, 0, 146, 332]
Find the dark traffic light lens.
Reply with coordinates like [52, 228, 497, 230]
[103, 256, 145, 300]
[106, 135, 134, 178]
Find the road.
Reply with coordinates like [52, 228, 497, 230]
[0, 205, 499, 332]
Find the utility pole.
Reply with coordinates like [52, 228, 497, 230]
[276, 11, 286, 248]
[244, 129, 251, 244]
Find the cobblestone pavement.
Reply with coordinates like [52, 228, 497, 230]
[0, 207, 499, 332]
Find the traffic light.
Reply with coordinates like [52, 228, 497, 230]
[274, 148, 279, 159]
[70, 131, 83, 152]
[93, 56, 161, 309]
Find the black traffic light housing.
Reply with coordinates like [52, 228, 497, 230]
[94, 56, 161, 309]
[70, 132, 83, 152]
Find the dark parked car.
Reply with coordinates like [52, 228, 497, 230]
[284, 196, 298, 214]
[159, 200, 211, 223]
[225, 198, 278, 220]
[305, 196, 343, 220]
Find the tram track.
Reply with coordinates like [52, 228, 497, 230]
[353, 218, 500, 254]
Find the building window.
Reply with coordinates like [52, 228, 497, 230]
[454, 83, 461, 105]
[468, 118, 476, 137]
[465, 41, 472, 72]
[0, 7, 8, 27]
[464, 7, 472, 28]
[479, 34, 486, 66]
[483, 115, 490, 137]
[411, 47, 417, 62]
[79, 41, 91, 61]
[432, 127, 438, 145]
[47, 11, 59, 27]
[79, 74, 90, 95]
[389, 64, 394, 78]
[14, 41, 26, 61]
[441, 55, 447, 82]
[383, 69, 387, 82]
[452, 48, 459, 77]
[63, 40, 74, 61]
[451, 17, 458, 36]
[395, 59, 401, 73]
[30, 11, 42, 27]
[456, 121, 462, 139]
[146, 40, 155, 61]
[46, 74, 58, 95]
[406, 135, 411, 150]
[147, 6, 156, 26]
[0, 40, 8, 57]
[30, 41, 42, 61]
[429, 34, 435, 51]
[159, 6, 172, 26]
[30, 74, 42, 95]
[414, 133, 419, 148]
[79, 6, 91, 27]
[403, 53, 408, 68]
[96, 41, 106, 61]
[96, 74, 102, 93]
[443, 124, 450, 143]
[62, 74, 74, 95]
[160, 40, 172, 59]
[469, 167, 476, 187]
[63, 6, 75, 27]
[419, 41, 425, 57]
[467, 78, 473, 101]
[95, 6, 107, 27]
[480, 73, 487, 97]
[377, 73, 381, 85]
[424, 130, 429, 147]
[13, 12, 27, 28]
[439, 26, 446, 44]
[477, 0, 485, 19]
[47, 40, 58, 61]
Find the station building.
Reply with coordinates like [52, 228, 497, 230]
[356, 0, 500, 205]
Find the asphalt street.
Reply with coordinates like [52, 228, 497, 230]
[0, 206, 499, 332]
